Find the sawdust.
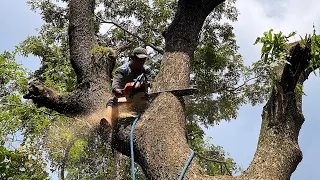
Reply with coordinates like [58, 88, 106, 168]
[82, 97, 149, 128]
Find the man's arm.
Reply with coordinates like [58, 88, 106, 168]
[112, 68, 124, 96]
[144, 67, 152, 82]
[143, 67, 152, 88]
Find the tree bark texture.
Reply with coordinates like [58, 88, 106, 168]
[153, 0, 225, 92]
[24, 0, 315, 179]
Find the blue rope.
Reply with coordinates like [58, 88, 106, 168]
[178, 149, 194, 180]
[130, 114, 141, 180]
[130, 114, 194, 180]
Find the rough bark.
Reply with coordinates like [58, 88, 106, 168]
[23, 0, 315, 179]
[113, 152, 127, 180]
[68, 0, 95, 85]
[153, 0, 225, 92]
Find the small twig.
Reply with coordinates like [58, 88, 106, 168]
[187, 130, 203, 137]
[206, 76, 259, 95]
[96, 16, 164, 54]
[195, 153, 232, 175]
[114, 42, 133, 56]
[196, 153, 225, 164]
[224, 163, 232, 176]
[225, 76, 258, 92]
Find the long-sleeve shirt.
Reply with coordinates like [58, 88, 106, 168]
[111, 62, 152, 92]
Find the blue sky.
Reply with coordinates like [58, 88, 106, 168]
[0, 1, 41, 71]
[1, 1, 319, 179]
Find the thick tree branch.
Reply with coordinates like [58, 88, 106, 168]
[202, 0, 226, 15]
[23, 81, 69, 114]
[24, 0, 118, 116]
[69, 0, 96, 84]
[153, 0, 226, 92]
[279, 39, 312, 93]
[242, 40, 312, 179]
[97, 16, 164, 54]
[114, 41, 133, 56]
[165, 0, 226, 55]
[112, 93, 205, 179]
[23, 80, 112, 117]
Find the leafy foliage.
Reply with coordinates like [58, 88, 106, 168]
[251, 27, 320, 97]
[21, 0, 75, 92]
[309, 26, 320, 73]
[253, 29, 296, 82]
[236, 29, 298, 105]
[0, 51, 51, 179]
[0, 145, 49, 180]
[187, 123, 242, 175]
[0, 51, 28, 99]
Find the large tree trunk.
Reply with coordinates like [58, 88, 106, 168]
[24, 0, 314, 179]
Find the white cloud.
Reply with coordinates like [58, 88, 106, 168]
[233, 0, 320, 65]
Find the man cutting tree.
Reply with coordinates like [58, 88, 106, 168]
[112, 47, 152, 98]
[104, 47, 152, 127]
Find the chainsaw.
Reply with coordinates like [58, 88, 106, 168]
[121, 73, 149, 101]
[118, 73, 198, 103]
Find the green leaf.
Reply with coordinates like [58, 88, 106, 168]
[288, 31, 296, 38]
[254, 37, 261, 45]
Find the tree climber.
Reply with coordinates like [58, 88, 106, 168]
[112, 47, 152, 98]
[103, 47, 152, 127]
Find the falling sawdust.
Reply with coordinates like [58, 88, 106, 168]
[83, 97, 149, 128]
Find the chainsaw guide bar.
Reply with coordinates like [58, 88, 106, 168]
[148, 88, 198, 97]
[117, 88, 198, 103]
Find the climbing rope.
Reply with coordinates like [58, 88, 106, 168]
[130, 114, 141, 180]
[178, 149, 194, 180]
[130, 114, 194, 180]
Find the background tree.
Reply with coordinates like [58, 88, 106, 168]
[0, 51, 49, 179]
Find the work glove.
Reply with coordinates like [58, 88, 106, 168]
[113, 88, 123, 98]
[145, 81, 152, 88]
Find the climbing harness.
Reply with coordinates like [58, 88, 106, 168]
[130, 114, 194, 180]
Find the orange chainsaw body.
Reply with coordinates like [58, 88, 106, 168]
[123, 82, 142, 97]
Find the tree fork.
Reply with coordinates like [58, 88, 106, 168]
[24, 0, 116, 116]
